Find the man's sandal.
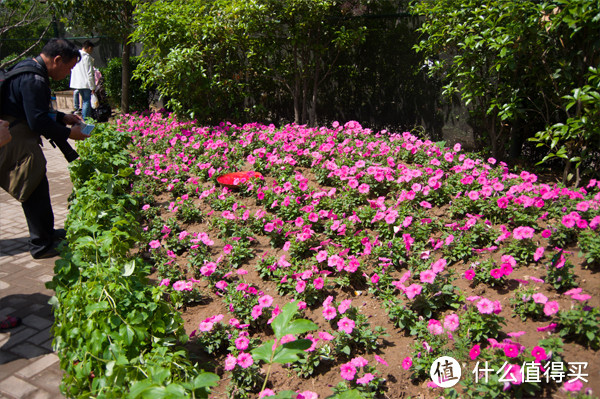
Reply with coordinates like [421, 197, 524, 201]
[0, 316, 22, 330]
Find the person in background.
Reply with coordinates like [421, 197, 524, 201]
[0, 119, 21, 330]
[69, 40, 96, 119]
[0, 38, 89, 259]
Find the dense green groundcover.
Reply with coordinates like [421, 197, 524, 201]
[47, 124, 219, 398]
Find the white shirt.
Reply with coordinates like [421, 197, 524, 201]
[69, 49, 96, 90]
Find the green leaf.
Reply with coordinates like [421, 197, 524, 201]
[272, 347, 304, 364]
[280, 319, 318, 337]
[191, 372, 220, 389]
[271, 301, 299, 339]
[251, 340, 275, 363]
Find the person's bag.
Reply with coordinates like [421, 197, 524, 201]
[91, 93, 99, 109]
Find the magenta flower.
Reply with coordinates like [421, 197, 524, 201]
[531, 346, 547, 362]
[469, 344, 481, 360]
[543, 301, 560, 316]
[237, 352, 254, 368]
[402, 356, 413, 370]
[504, 344, 519, 358]
[340, 362, 357, 380]
[541, 229, 552, 238]
[337, 317, 355, 334]
[313, 277, 324, 290]
[490, 268, 503, 279]
[464, 269, 475, 280]
[500, 263, 513, 276]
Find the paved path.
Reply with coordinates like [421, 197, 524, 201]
[0, 143, 70, 398]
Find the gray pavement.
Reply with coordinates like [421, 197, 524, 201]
[0, 143, 70, 398]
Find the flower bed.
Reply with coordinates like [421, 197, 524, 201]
[57, 113, 599, 398]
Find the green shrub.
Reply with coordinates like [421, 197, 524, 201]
[102, 56, 153, 112]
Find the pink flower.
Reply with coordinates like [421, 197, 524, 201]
[420, 270, 436, 284]
[443, 313, 460, 332]
[405, 283, 422, 299]
[235, 337, 249, 351]
[358, 183, 370, 194]
[323, 306, 337, 321]
[297, 391, 318, 399]
[476, 298, 494, 314]
[357, 373, 375, 385]
[504, 344, 519, 358]
[469, 344, 481, 360]
[351, 356, 369, 368]
[313, 277, 324, 290]
[431, 258, 447, 273]
[340, 362, 357, 380]
[224, 354, 237, 371]
[531, 346, 547, 362]
[374, 354, 388, 366]
[464, 269, 475, 280]
[338, 299, 352, 314]
[237, 352, 254, 368]
[506, 364, 522, 385]
[318, 331, 335, 341]
[259, 295, 274, 308]
[295, 279, 306, 293]
[532, 293, 548, 304]
[562, 380, 583, 392]
[490, 268, 503, 279]
[537, 323, 557, 332]
[199, 321, 213, 332]
[337, 317, 355, 334]
[420, 201, 432, 209]
[251, 305, 263, 320]
[159, 278, 170, 287]
[500, 263, 513, 277]
[427, 319, 443, 335]
[513, 226, 534, 240]
[534, 247, 545, 261]
[259, 389, 275, 398]
[149, 240, 161, 249]
[543, 301, 560, 316]
[402, 356, 413, 370]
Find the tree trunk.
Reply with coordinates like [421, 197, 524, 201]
[121, 39, 130, 114]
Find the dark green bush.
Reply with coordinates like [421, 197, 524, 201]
[102, 56, 153, 112]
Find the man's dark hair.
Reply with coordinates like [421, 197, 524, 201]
[82, 40, 95, 49]
[41, 38, 81, 63]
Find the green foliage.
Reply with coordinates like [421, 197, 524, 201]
[47, 124, 218, 397]
[412, 0, 600, 178]
[103, 56, 152, 112]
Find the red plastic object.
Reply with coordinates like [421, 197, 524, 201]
[217, 171, 262, 188]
